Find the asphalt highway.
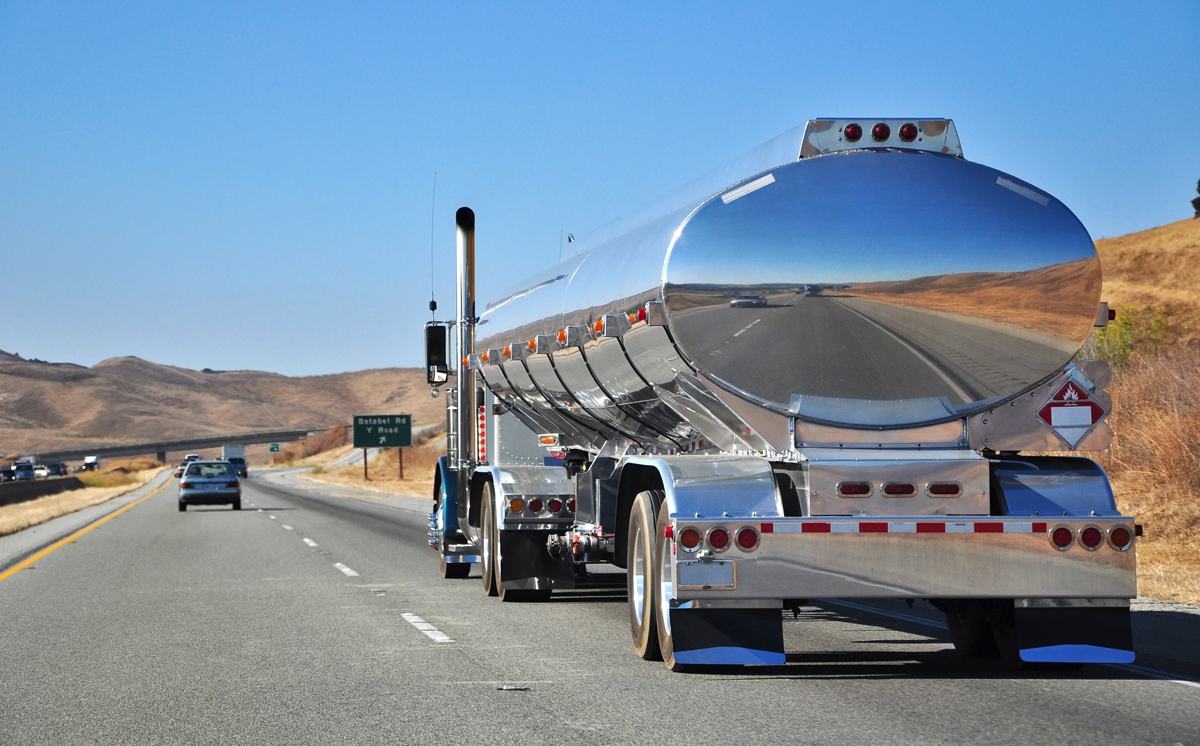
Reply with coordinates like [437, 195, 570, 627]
[1, 470, 1197, 744]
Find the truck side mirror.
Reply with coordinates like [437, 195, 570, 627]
[425, 323, 449, 385]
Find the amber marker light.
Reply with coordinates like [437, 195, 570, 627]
[593, 318, 605, 334]
[502, 346, 511, 358]
[461, 357, 469, 367]
[509, 497, 526, 513]
[528, 339, 536, 351]
[557, 330, 567, 344]
[481, 352, 489, 363]
[678, 527, 702, 551]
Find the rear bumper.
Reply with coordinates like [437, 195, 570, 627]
[179, 489, 240, 505]
[670, 516, 1136, 601]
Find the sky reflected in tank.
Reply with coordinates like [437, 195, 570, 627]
[663, 150, 1102, 423]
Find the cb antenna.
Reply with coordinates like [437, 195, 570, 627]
[428, 172, 438, 318]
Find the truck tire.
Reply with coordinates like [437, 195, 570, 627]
[481, 482, 499, 597]
[440, 556, 471, 579]
[628, 490, 663, 661]
[654, 500, 690, 672]
[944, 601, 998, 659]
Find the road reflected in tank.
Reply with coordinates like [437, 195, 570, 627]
[664, 150, 1101, 425]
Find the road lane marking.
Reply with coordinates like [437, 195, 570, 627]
[281, 525, 293, 531]
[0, 475, 171, 583]
[270, 515, 277, 520]
[732, 318, 761, 337]
[334, 563, 359, 577]
[824, 600, 1200, 690]
[303, 538, 318, 547]
[401, 613, 454, 643]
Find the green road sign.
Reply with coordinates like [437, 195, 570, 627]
[268, 443, 280, 453]
[353, 414, 412, 448]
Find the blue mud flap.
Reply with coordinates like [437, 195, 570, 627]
[436, 456, 460, 535]
[669, 608, 785, 666]
[1015, 604, 1135, 664]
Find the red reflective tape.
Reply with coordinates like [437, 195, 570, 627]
[916, 522, 946, 533]
[760, 522, 774, 534]
[975, 522, 1004, 533]
[859, 522, 888, 533]
[801, 522, 830, 533]
[1033, 522, 1047, 533]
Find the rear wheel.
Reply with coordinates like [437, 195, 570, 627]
[178, 502, 186, 512]
[232, 500, 241, 511]
[628, 490, 663, 661]
[654, 499, 689, 671]
[481, 482, 499, 597]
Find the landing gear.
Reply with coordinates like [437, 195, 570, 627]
[627, 490, 663, 661]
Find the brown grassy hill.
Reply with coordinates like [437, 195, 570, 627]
[1095, 217, 1200, 344]
[0, 353, 445, 457]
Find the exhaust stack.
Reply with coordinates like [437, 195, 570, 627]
[455, 207, 476, 475]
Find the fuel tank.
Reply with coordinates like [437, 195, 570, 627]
[476, 122, 1100, 449]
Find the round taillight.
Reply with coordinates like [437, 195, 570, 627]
[509, 497, 525, 513]
[547, 498, 563, 513]
[736, 527, 758, 551]
[837, 481, 872, 497]
[1108, 526, 1132, 550]
[899, 122, 918, 142]
[872, 122, 890, 141]
[1080, 526, 1103, 550]
[1051, 526, 1074, 549]
[844, 122, 863, 142]
[528, 498, 544, 514]
[567, 499, 576, 512]
[708, 528, 730, 551]
[678, 527, 702, 551]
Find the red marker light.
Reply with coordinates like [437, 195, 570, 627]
[872, 123, 891, 141]
[1051, 526, 1074, 549]
[1108, 526, 1132, 550]
[663, 525, 674, 540]
[736, 527, 758, 550]
[927, 482, 962, 497]
[882, 482, 917, 497]
[837, 482, 872, 497]
[637, 307, 648, 322]
[844, 123, 863, 142]
[1080, 526, 1103, 549]
[708, 528, 730, 550]
[528, 498, 544, 513]
[898, 122, 918, 142]
[547, 498, 563, 513]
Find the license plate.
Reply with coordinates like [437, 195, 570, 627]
[678, 560, 735, 590]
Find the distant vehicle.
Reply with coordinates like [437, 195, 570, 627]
[173, 460, 189, 479]
[222, 446, 248, 477]
[0, 468, 14, 482]
[33, 464, 50, 479]
[79, 455, 100, 472]
[729, 293, 767, 308]
[46, 462, 69, 476]
[178, 461, 241, 512]
[184, 453, 201, 462]
[13, 462, 35, 481]
[803, 284, 823, 296]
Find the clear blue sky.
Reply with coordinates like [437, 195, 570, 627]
[2, 2, 1196, 376]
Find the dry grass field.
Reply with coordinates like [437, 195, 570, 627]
[299, 429, 444, 501]
[0, 460, 164, 537]
[1092, 217, 1200, 603]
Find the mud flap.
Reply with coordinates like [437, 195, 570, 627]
[668, 607, 785, 666]
[1015, 604, 1134, 664]
[498, 531, 576, 590]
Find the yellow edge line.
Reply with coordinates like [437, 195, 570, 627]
[0, 474, 173, 583]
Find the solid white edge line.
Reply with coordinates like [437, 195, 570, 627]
[823, 600, 1200, 690]
[333, 563, 359, 577]
[401, 612, 454, 643]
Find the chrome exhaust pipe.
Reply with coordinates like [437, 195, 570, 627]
[455, 207, 476, 480]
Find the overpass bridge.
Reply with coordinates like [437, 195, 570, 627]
[22, 428, 328, 465]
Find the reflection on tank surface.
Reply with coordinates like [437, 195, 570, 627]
[664, 151, 1100, 424]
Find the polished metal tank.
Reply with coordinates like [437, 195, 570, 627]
[474, 120, 1101, 452]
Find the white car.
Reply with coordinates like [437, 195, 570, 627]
[33, 464, 50, 479]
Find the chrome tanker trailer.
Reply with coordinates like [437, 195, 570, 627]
[425, 118, 1137, 670]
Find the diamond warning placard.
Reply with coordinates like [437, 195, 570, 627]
[1037, 380, 1106, 447]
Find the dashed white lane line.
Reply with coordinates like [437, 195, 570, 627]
[269, 515, 277, 520]
[281, 525, 293, 531]
[334, 563, 359, 577]
[732, 318, 761, 338]
[303, 538, 318, 547]
[401, 613, 454, 643]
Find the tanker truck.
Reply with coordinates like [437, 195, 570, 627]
[425, 118, 1137, 670]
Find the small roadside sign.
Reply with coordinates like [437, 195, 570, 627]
[353, 415, 412, 448]
[269, 443, 280, 453]
[1037, 380, 1106, 447]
